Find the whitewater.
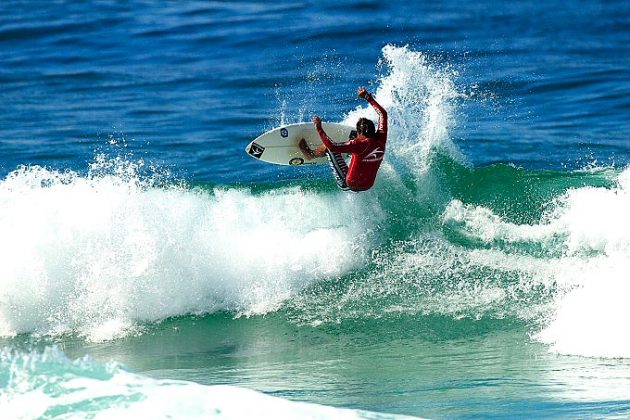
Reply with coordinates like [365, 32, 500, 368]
[1, 45, 627, 358]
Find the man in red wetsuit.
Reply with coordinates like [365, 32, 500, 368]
[299, 86, 388, 192]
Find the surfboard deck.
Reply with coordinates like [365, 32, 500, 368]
[245, 122, 355, 166]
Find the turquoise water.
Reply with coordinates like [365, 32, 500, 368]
[2, 1, 630, 418]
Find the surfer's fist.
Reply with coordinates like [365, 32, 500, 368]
[357, 86, 369, 99]
[312, 115, 322, 127]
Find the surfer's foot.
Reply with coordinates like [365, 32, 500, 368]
[299, 138, 315, 160]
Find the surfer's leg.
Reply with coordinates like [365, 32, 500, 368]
[325, 149, 350, 191]
[299, 138, 349, 190]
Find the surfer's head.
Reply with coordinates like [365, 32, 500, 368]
[356, 118, 375, 137]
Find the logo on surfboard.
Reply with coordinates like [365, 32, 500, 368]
[280, 128, 288, 138]
[248, 142, 265, 159]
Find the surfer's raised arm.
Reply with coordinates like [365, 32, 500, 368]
[358, 86, 387, 134]
[313, 116, 357, 153]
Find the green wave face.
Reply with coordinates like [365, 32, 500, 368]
[280, 155, 620, 333]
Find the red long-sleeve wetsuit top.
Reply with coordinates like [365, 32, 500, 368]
[316, 94, 388, 191]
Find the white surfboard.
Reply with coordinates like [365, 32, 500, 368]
[245, 122, 355, 166]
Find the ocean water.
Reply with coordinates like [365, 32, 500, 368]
[1, 0, 630, 418]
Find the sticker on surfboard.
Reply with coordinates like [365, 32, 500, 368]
[247, 142, 265, 158]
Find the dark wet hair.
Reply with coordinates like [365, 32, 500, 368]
[356, 118, 375, 137]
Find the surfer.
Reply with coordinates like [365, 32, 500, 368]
[299, 86, 388, 191]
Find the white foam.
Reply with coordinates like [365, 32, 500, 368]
[443, 199, 559, 245]
[0, 159, 383, 341]
[441, 167, 630, 358]
[535, 171, 630, 357]
[536, 257, 630, 358]
[0, 347, 419, 419]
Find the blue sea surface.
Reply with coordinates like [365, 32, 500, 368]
[2, 1, 628, 181]
[1, 1, 630, 419]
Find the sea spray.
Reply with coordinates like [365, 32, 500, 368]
[345, 45, 465, 181]
[0, 157, 384, 341]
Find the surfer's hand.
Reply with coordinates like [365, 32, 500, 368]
[357, 86, 369, 99]
[312, 116, 322, 127]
